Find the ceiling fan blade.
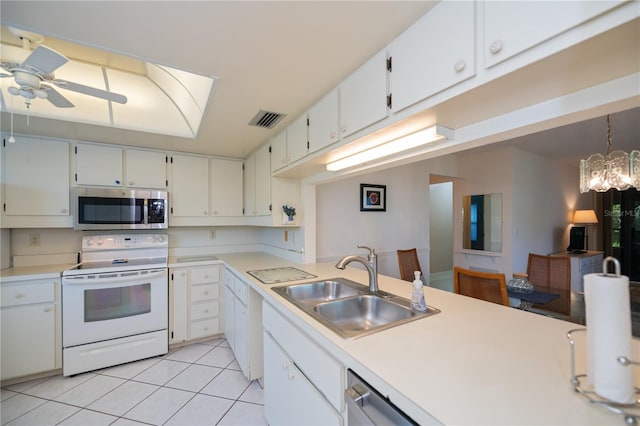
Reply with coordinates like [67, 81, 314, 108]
[52, 79, 127, 104]
[41, 84, 74, 108]
[22, 45, 68, 74]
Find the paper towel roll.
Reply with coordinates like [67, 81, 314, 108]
[584, 272, 634, 404]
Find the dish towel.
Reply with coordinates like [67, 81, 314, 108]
[584, 269, 634, 404]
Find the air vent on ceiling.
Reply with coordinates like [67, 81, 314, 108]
[249, 110, 286, 129]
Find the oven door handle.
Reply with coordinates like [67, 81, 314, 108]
[63, 269, 167, 285]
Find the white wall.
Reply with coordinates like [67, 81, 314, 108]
[429, 181, 453, 273]
[315, 161, 431, 278]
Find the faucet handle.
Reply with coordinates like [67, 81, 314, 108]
[357, 245, 375, 255]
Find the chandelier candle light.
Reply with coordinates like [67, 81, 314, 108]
[579, 115, 640, 193]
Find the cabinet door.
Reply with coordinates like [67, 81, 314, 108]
[234, 300, 249, 376]
[270, 130, 288, 172]
[4, 137, 70, 216]
[243, 153, 256, 216]
[170, 154, 209, 217]
[484, 1, 622, 68]
[254, 144, 271, 216]
[125, 149, 167, 189]
[1, 303, 55, 380]
[263, 333, 341, 426]
[308, 89, 339, 153]
[224, 284, 235, 350]
[340, 50, 389, 138]
[170, 269, 189, 343]
[211, 158, 243, 216]
[287, 114, 309, 164]
[75, 143, 123, 186]
[390, 1, 475, 112]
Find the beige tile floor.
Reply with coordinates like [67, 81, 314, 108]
[0, 337, 266, 426]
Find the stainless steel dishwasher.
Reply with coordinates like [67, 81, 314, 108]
[346, 369, 418, 425]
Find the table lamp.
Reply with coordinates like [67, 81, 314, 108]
[573, 209, 598, 250]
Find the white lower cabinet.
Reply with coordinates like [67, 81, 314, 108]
[1, 278, 58, 380]
[263, 302, 344, 425]
[169, 265, 223, 344]
[264, 332, 342, 425]
[223, 267, 263, 381]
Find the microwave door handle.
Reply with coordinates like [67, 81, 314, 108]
[144, 198, 149, 225]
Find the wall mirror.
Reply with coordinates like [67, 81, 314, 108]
[463, 193, 502, 253]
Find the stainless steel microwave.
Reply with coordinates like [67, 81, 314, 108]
[73, 188, 168, 230]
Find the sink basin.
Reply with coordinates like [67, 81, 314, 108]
[272, 278, 440, 339]
[278, 279, 362, 305]
[314, 295, 414, 329]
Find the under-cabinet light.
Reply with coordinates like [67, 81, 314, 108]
[326, 125, 454, 171]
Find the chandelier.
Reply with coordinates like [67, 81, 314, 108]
[579, 114, 640, 193]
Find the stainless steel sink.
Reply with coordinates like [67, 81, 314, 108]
[276, 279, 363, 305]
[272, 278, 440, 339]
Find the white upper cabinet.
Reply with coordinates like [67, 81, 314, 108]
[390, 1, 475, 112]
[255, 143, 272, 216]
[270, 129, 288, 173]
[271, 115, 309, 173]
[3, 137, 70, 216]
[125, 148, 167, 189]
[75, 143, 123, 186]
[308, 89, 339, 154]
[169, 154, 209, 217]
[339, 50, 389, 138]
[483, 1, 623, 68]
[244, 144, 271, 216]
[210, 158, 243, 217]
[286, 114, 309, 165]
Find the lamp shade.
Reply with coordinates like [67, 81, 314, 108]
[573, 209, 598, 224]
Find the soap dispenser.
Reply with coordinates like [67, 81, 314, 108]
[411, 271, 427, 312]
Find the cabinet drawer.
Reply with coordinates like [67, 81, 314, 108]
[191, 267, 220, 285]
[263, 302, 343, 411]
[223, 269, 234, 289]
[190, 317, 220, 339]
[191, 284, 219, 302]
[234, 279, 248, 305]
[191, 300, 219, 321]
[1, 283, 55, 307]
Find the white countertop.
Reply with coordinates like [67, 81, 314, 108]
[0, 263, 77, 282]
[219, 252, 632, 425]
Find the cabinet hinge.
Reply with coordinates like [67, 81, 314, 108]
[3, 203, 5, 212]
[74, 146, 77, 154]
[386, 56, 392, 72]
[269, 204, 272, 212]
[165, 156, 168, 163]
[268, 146, 272, 153]
[171, 273, 174, 280]
[165, 179, 168, 187]
[74, 173, 78, 182]
[171, 331, 174, 339]
[170, 156, 173, 164]
[306, 117, 309, 127]
[242, 207, 245, 215]
[387, 93, 392, 109]
[307, 141, 310, 150]
[2, 138, 5, 147]
[170, 207, 174, 214]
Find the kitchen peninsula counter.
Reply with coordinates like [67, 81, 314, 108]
[218, 251, 633, 425]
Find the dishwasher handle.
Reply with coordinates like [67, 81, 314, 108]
[345, 370, 417, 426]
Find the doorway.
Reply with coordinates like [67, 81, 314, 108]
[603, 188, 639, 281]
[429, 177, 454, 292]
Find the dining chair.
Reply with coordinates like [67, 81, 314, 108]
[526, 253, 571, 291]
[397, 248, 422, 282]
[453, 267, 510, 306]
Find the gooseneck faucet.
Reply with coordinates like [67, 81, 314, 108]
[335, 245, 379, 293]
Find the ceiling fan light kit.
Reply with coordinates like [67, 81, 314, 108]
[579, 115, 640, 193]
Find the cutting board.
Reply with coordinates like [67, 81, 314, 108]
[247, 267, 316, 284]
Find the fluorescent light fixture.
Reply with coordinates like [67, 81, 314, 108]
[326, 125, 454, 171]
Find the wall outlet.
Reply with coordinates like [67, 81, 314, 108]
[209, 229, 216, 240]
[29, 233, 41, 247]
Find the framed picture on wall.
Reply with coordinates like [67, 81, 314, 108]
[360, 184, 386, 212]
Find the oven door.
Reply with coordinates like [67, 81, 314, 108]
[62, 268, 168, 347]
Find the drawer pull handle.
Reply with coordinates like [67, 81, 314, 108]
[454, 59, 466, 73]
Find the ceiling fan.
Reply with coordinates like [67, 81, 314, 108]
[1, 42, 128, 108]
